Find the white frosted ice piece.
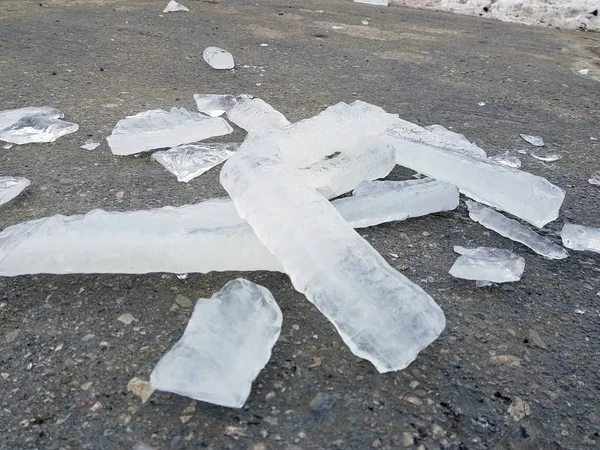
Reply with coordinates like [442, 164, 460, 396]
[203, 47, 234, 70]
[163, 0, 189, 12]
[151, 279, 282, 408]
[561, 224, 600, 254]
[520, 134, 545, 147]
[226, 97, 290, 136]
[424, 125, 486, 158]
[531, 152, 561, 162]
[0, 115, 78, 144]
[193, 94, 237, 117]
[152, 142, 239, 182]
[336, 178, 459, 228]
[466, 201, 568, 260]
[449, 246, 524, 283]
[0, 106, 62, 130]
[489, 153, 521, 168]
[221, 147, 445, 373]
[80, 141, 100, 151]
[106, 107, 233, 155]
[589, 174, 600, 186]
[354, 0, 388, 5]
[388, 118, 565, 228]
[0, 176, 31, 206]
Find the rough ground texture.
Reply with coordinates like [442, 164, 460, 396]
[1, 0, 599, 449]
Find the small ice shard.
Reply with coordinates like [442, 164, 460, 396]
[3, 143, 13, 149]
[0, 176, 31, 206]
[80, 141, 100, 151]
[106, 107, 233, 155]
[332, 25, 345, 30]
[152, 142, 239, 182]
[520, 134, 545, 147]
[0, 106, 62, 130]
[578, 69, 589, 75]
[354, 0, 388, 5]
[203, 47, 234, 70]
[226, 97, 290, 136]
[193, 94, 237, 117]
[449, 246, 524, 284]
[424, 124, 486, 158]
[163, 0, 189, 12]
[362, 20, 369, 25]
[221, 146, 445, 373]
[151, 279, 282, 408]
[530, 152, 561, 162]
[0, 115, 78, 145]
[476, 280, 494, 288]
[489, 153, 521, 168]
[588, 174, 600, 186]
[466, 201, 568, 260]
[388, 119, 565, 228]
[478, 102, 486, 106]
[336, 178, 459, 228]
[561, 224, 600, 254]
[176, 273, 188, 280]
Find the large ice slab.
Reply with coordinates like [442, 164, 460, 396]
[106, 107, 233, 155]
[0, 176, 31, 206]
[336, 178, 459, 228]
[0, 106, 62, 130]
[387, 119, 565, 228]
[226, 97, 291, 136]
[466, 201, 568, 260]
[152, 142, 239, 182]
[221, 148, 445, 373]
[193, 94, 237, 117]
[561, 224, 600, 254]
[203, 47, 234, 69]
[151, 279, 282, 408]
[0, 114, 78, 145]
[449, 246, 525, 284]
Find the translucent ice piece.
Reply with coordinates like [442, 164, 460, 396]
[106, 107, 233, 155]
[0, 115, 78, 144]
[336, 179, 459, 228]
[163, 0, 188, 12]
[0, 176, 30, 206]
[531, 152, 561, 162]
[203, 47, 234, 70]
[80, 141, 100, 151]
[561, 224, 600, 254]
[476, 280, 494, 288]
[489, 153, 521, 168]
[388, 119, 565, 228]
[152, 142, 239, 182]
[226, 98, 290, 136]
[150, 279, 282, 408]
[193, 94, 237, 117]
[354, 0, 388, 5]
[449, 246, 524, 283]
[220, 150, 445, 373]
[0, 106, 62, 130]
[424, 125, 486, 158]
[466, 201, 568, 260]
[520, 134, 545, 147]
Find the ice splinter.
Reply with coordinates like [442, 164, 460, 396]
[449, 246, 525, 284]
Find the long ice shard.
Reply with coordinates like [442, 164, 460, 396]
[220, 150, 445, 373]
[151, 279, 282, 408]
[388, 119, 565, 228]
[466, 201, 568, 260]
[449, 246, 525, 284]
[0, 176, 31, 206]
[106, 107, 232, 155]
[561, 224, 600, 254]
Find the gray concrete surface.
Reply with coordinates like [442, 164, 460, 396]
[1, 0, 599, 449]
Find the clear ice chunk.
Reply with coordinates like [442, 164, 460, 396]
[106, 107, 233, 155]
[203, 47, 234, 70]
[354, 0, 388, 5]
[489, 153, 521, 168]
[561, 224, 600, 254]
[466, 201, 568, 260]
[0, 106, 62, 130]
[424, 125, 486, 158]
[530, 152, 561, 162]
[388, 119, 565, 228]
[0, 176, 31, 206]
[163, 0, 189, 12]
[0, 115, 78, 145]
[449, 246, 525, 284]
[520, 134, 544, 146]
[193, 94, 237, 117]
[80, 141, 100, 151]
[220, 148, 445, 373]
[150, 279, 282, 408]
[336, 178, 459, 228]
[152, 142, 239, 182]
[226, 97, 291, 136]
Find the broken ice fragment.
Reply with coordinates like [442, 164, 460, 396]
[221, 147, 445, 373]
[354, 0, 388, 5]
[476, 280, 494, 288]
[193, 94, 237, 117]
[226, 97, 290, 136]
[151, 279, 282, 408]
[530, 152, 561, 162]
[578, 69, 589, 75]
[106, 107, 233, 155]
[203, 47, 234, 70]
[163, 0, 189, 12]
[489, 153, 521, 168]
[424, 125, 486, 158]
[466, 201, 568, 260]
[336, 178, 459, 228]
[449, 246, 524, 284]
[152, 142, 239, 182]
[0, 106, 62, 130]
[2, 143, 13, 149]
[520, 134, 545, 147]
[588, 174, 600, 186]
[388, 119, 565, 228]
[0, 176, 31, 206]
[80, 141, 100, 151]
[0, 115, 78, 145]
[561, 224, 600, 254]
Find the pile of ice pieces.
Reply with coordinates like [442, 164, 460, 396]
[4, 94, 599, 410]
